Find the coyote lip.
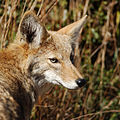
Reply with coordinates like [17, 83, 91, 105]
[52, 80, 78, 90]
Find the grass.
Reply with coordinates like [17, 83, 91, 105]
[0, 0, 120, 119]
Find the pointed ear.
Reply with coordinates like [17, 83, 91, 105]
[58, 15, 87, 42]
[18, 11, 49, 48]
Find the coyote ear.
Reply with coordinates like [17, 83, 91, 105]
[19, 11, 49, 48]
[58, 15, 87, 42]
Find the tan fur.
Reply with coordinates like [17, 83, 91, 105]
[0, 11, 87, 120]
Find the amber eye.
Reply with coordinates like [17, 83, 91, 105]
[49, 58, 59, 63]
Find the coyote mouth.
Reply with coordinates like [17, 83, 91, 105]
[51, 80, 61, 86]
[54, 80, 80, 90]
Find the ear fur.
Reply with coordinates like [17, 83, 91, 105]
[58, 15, 87, 42]
[18, 11, 49, 48]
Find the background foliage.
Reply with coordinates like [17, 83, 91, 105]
[0, 0, 120, 120]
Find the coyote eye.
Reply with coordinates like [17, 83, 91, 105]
[49, 58, 59, 63]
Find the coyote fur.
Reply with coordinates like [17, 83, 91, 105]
[0, 11, 87, 120]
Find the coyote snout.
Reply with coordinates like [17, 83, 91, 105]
[43, 58, 87, 89]
[0, 10, 87, 119]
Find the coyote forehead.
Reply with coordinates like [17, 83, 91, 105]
[48, 31, 72, 55]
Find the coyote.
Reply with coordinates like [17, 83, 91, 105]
[0, 11, 87, 120]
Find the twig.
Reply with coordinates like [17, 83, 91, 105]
[35, 104, 54, 108]
[90, 44, 103, 58]
[20, 0, 28, 17]
[30, 0, 37, 11]
[83, 0, 89, 16]
[40, 0, 58, 22]
[37, 0, 44, 16]
[71, 110, 120, 120]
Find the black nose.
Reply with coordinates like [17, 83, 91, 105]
[76, 78, 87, 87]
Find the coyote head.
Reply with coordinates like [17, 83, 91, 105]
[16, 11, 87, 90]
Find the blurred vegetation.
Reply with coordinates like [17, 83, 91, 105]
[0, 0, 120, 120]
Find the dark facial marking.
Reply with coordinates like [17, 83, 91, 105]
[70, 43, 75, 64]
[28, 61, 45, 84]
[32, 74, 45, 83]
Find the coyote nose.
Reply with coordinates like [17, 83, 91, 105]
[76, 78, 86, 87]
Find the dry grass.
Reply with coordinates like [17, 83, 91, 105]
[0, 0, 120, 119]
